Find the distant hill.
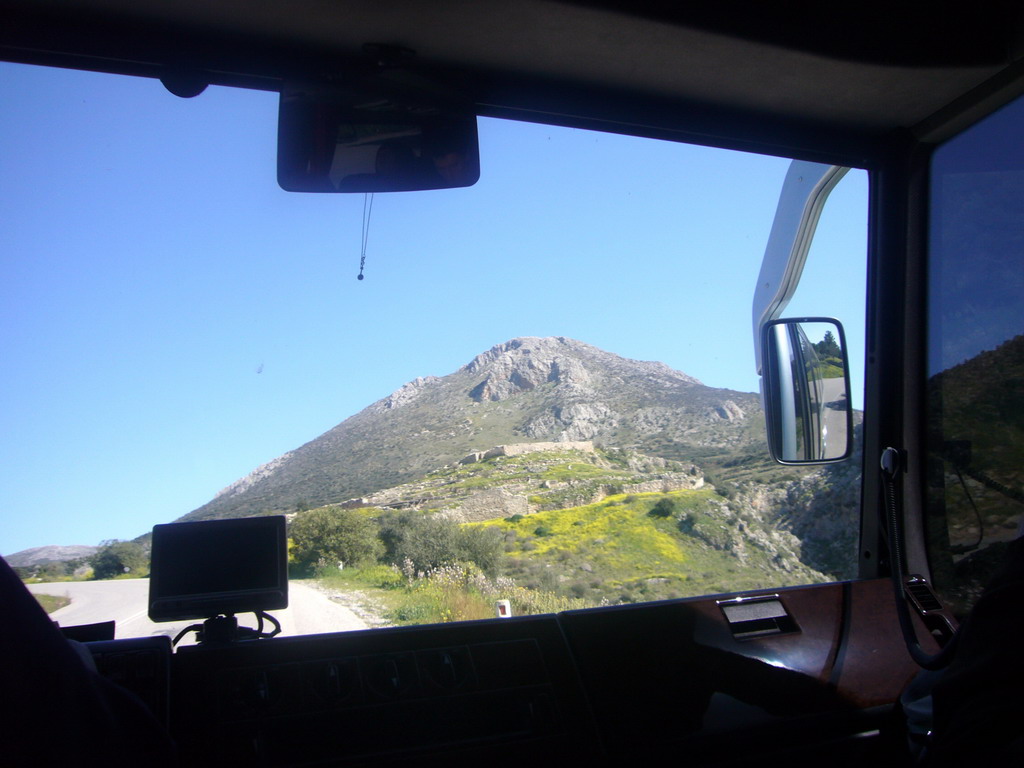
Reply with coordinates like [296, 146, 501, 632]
[4, 544, 98, 567]
[180, 337, 765, 523]
[929, 333, 1024, 483]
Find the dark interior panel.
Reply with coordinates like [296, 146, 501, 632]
[85, 579, 921, 766]
[167, 614, 598, 766]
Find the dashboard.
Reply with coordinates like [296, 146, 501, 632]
[85, 579, 925, 766]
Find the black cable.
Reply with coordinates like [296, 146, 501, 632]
[949, 464, 984, 554]
[881, 447, 959, 670]
[172, 623, 202, 647]
[962, 465, 1024, 507]
[257, 610, 282, 638]
[170, 611, 281, 646]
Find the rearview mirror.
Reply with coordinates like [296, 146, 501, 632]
[277, 85, 480, 193]
[761, 318, 852, 464]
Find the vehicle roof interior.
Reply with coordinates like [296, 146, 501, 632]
[4, 1, 1024, 163]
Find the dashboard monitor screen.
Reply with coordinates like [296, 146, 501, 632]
[148, 516, 288, 622]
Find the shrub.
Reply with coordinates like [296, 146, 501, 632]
[648, 497, 678, 517]
[290, 506, 383, 575]
[458, 525, 504, 576]
[377, 511, 503, 576]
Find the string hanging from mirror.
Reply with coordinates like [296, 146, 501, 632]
[358, 192, 374, 280]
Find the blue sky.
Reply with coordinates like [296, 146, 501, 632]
[1, 62, 867, 554]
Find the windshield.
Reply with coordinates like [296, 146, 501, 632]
[2, 63, 867, 641]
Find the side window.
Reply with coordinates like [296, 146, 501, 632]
[926, 95, 1024, 616]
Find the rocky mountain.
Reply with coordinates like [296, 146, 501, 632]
[4, 544, 98, 567]
[181, 337, 765, 523]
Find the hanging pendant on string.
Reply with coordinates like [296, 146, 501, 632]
[358, 192, 373, 280]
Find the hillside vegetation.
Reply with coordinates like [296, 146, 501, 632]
[289, 444, 847, 625]
[344, 444, 703, 519]
[476, 488, 828, 604]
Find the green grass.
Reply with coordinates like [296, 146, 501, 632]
[540, 461, 631, 482]
[33, 593, 70, 613]
[312, 564, 499, 625]
[812, 362, 845, 379]
[313, 560, 588, 625]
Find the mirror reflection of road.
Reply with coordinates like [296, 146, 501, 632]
[820, 376, 848, 455]
[26, 579, 367, 645]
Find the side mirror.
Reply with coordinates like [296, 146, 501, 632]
[761, 318, 852, 464]
[277, 84, 480, 193]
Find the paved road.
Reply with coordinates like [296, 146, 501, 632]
[26, 579, 368, 644]
[821, 375, 849, 459]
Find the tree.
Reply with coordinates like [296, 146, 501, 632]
[377, 511, 503, 576]
[378, 511, 459, 573]
[289, 506, 383, 575]
[814, 331, 842, 360]
[457, 525, 504, 576]
[91, 540, 149, 580]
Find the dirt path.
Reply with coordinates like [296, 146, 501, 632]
[302, 580, 392, 629]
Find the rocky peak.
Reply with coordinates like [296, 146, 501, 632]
[462, 336, 703, 404]
[466, 337, 594, 402]
[465, 336, 581, 371]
